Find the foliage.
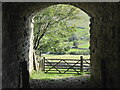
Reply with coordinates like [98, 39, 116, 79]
[33, 4, 81, 53]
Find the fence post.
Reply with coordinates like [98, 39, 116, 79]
[80, 56, 83, 72]
[42, 57, 45, 71]
[40, 57, 45, 71]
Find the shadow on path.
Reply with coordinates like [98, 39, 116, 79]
[30, 74, 97, 88]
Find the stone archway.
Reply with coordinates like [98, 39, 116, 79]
[2, 2, 120, 88]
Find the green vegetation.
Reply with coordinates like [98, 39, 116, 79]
[30, 70, 83, 80]
[33, 4, 90, 55]
[33, 4, 82, 53]
[32, 4, 90, 75]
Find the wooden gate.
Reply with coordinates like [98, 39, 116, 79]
[40, 56, 90, 74]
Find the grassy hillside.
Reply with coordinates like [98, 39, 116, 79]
[67, 9, 90, 50]
[68, 8, 90, 30]
[41, 8, 90, 55]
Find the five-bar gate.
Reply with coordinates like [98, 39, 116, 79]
[40, 56, 90, 74]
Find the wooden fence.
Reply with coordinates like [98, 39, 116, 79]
[39, 56, 90, 74]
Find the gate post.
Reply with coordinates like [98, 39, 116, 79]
[43, 57, 45, 71]
[80, 56, 83, 72]
[41, 57, 45, 71]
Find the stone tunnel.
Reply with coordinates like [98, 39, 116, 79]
[1, 2, 120, 88]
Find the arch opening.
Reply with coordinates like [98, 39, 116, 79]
[29, 4, 92, 88]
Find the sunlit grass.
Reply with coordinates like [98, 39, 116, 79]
[30, 70, 82, 80]
[42, 54, 90, 59]
[78, 42, 90, 48]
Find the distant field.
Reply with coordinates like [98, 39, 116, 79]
[42, 54, 90, 59]
[78, 42, 90, 48]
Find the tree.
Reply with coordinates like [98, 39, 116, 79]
[33, 4, 81, 53]
[32, 5, 81, 70]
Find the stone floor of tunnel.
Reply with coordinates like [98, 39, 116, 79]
[29, 74, 97, 88]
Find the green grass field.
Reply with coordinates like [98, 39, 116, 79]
[78, 42, 90, 48]
[30, 70, 87, 80]
[42, 54, 90, 59]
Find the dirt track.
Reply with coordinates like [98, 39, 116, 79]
[30, 74, 98, 88]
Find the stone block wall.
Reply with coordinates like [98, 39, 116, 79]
[89, 3, 120, 88]
[0, 2, 2, 90]
[2, 3, 31, 88]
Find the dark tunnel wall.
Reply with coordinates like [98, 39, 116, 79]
[2, 2, 120, 88]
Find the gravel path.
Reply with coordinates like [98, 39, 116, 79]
[30, 74, 97, 88]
